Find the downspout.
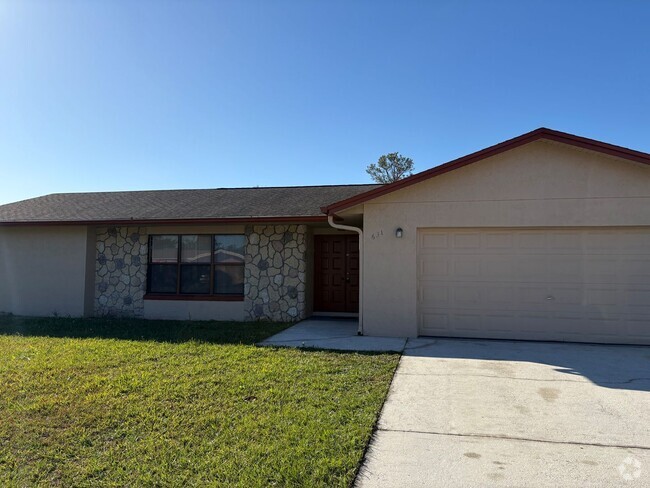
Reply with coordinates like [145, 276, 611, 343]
[327, 214, 364, 335]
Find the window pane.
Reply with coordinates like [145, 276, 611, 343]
[180, 265, 211, 294]
[214, 235, 246, 264]
[214, 265, 244, 295]
[151, 235, 178, 263]
[181, 235, 212, 263]
[149, 264, 178, 293]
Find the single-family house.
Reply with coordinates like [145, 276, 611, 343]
[1, 128, 649, 344]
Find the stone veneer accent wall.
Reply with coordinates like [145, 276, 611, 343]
[95, 226, 148, 317]
[245, 224, 307, 322]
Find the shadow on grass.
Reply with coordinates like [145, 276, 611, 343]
[0, 315, 292, 345]
[261, 344, 400, 357]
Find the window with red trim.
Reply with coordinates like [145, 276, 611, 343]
[147, 234, 245, 297]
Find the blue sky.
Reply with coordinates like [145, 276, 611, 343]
[1, 0, 649, 205]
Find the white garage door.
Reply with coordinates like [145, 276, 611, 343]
[417, 228, 650, 344]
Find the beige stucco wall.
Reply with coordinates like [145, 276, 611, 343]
[0, 226, 93, 317]
[143, 299, 246, 321]
[83, 227, 97, 316]
[362, 141, 650, 337]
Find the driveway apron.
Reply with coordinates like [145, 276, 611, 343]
[356, 338, 650, 487]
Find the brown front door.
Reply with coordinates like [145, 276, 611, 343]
[314, 235, 359, 313]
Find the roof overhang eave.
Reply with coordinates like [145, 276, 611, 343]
[0, 215, 329, 227]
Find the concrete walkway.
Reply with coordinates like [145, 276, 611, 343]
[258, 318, 407, 352]
[356, 338, 650, 487]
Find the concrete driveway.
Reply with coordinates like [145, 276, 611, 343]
[356, 338, 650, 487]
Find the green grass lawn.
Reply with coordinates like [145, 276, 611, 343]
[0, 316, 399, 487]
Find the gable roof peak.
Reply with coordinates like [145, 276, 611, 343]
[323, 128, 650, 215]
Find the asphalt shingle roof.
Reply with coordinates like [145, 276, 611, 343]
[0, 185, 380, 224]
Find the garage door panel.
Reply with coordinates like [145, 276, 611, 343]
[452, 285, 482, 307]
[482, 257, 548, 282]
[627, 259, 650, 283]
[420, 255, 449, 277]
[516, 258, 548, 280]
[453, 313, 483, 331]
[580, 315, 623, 336]
[481, 256, 521, 279]
[582, 287, 620, 306]
[549, 257, 585, 281]
[483, 285, 518, 306]
[521, 314, 554, 334]
[584, 230, 650, 253]
[419, 283, 449, 305]
[520, 286, 550, 306]
[483, 314, 518, 332]
[421, 233, 449, 250]
[452, 285, 523, 311]
[548, 232, 583, 252]
[583, 258, 620, 283]
[582, 232, 622, 251]
[549, 286, 583, 307]
[628, 317, 650, 338]
[517, 232, 547, 250]
[417, 228, 650, 345]
[485, 232, 514, 249]
[453, 233, 481, 249]
[420, 310, 449, 332]
[454, 258, 480, 278]
[552, 314, 587, 334]
[625, 288, 650, 308]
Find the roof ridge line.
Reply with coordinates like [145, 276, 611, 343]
[37, 183, 382, 198]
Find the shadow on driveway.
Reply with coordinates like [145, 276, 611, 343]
[405, 337, 650, 391]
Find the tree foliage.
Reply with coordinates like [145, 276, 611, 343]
[366, 152, 414, 184]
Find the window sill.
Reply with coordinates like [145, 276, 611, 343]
[144, 294, 244, 302]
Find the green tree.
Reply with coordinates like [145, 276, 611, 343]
[366, 152, 414, 184]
